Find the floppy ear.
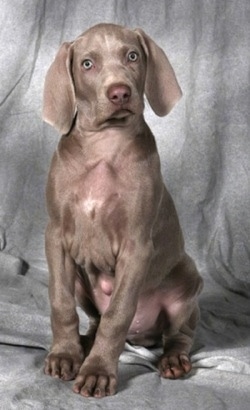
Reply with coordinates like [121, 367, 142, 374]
[135, 29, 182, 116]
[42, 42, 76, 135]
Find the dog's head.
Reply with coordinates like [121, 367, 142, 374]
[43, 23, 182, 134]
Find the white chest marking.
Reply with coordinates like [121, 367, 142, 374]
[82, 195, 103, 216]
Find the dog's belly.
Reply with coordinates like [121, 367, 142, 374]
[92, 273, 168, 346]
[127, 291, 168, 346]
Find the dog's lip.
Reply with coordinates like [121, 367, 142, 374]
[104, 109, 133, 126]
[108, 109, 132, 120]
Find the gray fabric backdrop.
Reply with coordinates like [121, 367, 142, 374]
[0, 0, 250, 409]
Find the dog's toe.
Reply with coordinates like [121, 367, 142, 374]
[158, 353, 192, 379]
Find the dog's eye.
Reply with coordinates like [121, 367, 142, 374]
[82, 59, 93, 70]
[128, 52, 138, 62]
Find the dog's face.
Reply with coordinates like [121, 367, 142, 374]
[43, 23, 182, 135]
[72, 25, 147, 130]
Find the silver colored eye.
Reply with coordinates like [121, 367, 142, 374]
[128, 51, 138, 62]
[82, 59, 93, 70]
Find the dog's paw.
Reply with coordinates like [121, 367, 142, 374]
[44, 349, 84, 381]
[73, 359, 117, 398]
[157, 353, 192, 379]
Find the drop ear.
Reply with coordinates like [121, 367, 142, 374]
[42, 42, 76, 135]
[135, 29, 182, 116]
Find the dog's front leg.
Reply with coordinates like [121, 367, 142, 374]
[44, 222, 84, 381]
[73, 241, 153, 398]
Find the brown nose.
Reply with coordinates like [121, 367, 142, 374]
[107, 84, 131, 105]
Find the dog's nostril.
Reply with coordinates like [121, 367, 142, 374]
[108, 85, 131, 105]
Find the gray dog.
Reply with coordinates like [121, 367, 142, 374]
[43, 23, 203, 398]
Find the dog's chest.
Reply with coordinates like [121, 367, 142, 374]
[66, 160, 126, 263]
[65, 156, 157, 267]
[76, 160, 120, 216]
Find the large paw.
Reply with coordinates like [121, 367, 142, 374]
[73, 359, 117, 398]
[44, 349, 84, 381]
[158, 353, 192, 379]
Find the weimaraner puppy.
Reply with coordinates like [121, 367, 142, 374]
[43, 23, 203, 398]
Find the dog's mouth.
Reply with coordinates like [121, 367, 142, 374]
[105, 109, 133, 126]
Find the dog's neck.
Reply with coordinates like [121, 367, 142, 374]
[58, 115, 157, 172]
[74, 106, 146, 134]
